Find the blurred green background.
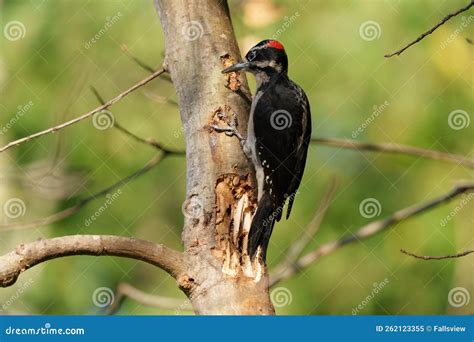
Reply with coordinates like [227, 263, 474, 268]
[0, 0, 472, 315]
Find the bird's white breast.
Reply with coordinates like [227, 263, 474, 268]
[246, 90, 265, 201]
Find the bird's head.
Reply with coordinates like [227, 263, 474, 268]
[222, 40, 288, 76]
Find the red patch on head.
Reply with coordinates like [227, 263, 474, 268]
[267, 40, 284, 50]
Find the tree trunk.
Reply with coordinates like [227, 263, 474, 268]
[154, 0, 275, 315]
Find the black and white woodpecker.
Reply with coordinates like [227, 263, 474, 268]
[221, 40, 312, 260]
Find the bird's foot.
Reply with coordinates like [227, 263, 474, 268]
[211, 112, 245, 143]
[211, 111, 253, 160]
[211, 124, 250, 156]
[211, 124, 245, 141]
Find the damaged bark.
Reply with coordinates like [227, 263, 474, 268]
[154, 0, 275, 314]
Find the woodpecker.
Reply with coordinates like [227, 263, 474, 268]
[222, 39, 312, 260]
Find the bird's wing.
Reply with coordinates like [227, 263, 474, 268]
[285, 87, 311, 219]
[253, 81, 308, 221]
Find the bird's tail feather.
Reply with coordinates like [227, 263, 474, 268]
[247, 192, 275, 260]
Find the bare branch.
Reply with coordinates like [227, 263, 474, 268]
[0, 153, 166, 231]
[270, 179, 337, 283]
[108, 282, 192, 314]
[400, 248, 474, 260]
[312, 137, 474, 169]
[90, 86, 184, 154]
[270, 182, 474, 285]
[0, 69, 166, 153]
[0, 235, 187, 287]
[1, 80, 183, 232]
[384, 1, 474, 58]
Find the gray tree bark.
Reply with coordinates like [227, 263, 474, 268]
[154, 0, 275, 315]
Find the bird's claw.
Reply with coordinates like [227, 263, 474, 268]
[210, 112, 245, 143]
[211, 124, 238, 136]
[211, 112, 251, 159]
[211, 124, 246, 144]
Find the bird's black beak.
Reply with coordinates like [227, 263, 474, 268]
[222, 60, 250, 74]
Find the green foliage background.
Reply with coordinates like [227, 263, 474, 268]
[0, 0, 472, 315]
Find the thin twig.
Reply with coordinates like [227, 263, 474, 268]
[385, 1, 474, 57]
[312, 137, 474, 169]
[0, 235, 187, 287]
[0, 153, 166, 231]
[108, 282, 192, 314]
[400, 248, 474, 260]
[0, 69, 166, 153]
[270, 182, 474, 285]
[90, 86, 184, 154]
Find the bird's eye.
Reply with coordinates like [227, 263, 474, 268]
[247, 50, 257, 61]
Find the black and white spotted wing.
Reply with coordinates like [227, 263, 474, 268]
[252, 76, 312, 221]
